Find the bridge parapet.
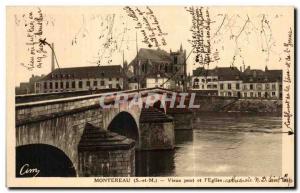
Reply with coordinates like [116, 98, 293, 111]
[16, 88, 175, 126]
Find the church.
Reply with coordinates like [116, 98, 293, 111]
[127, 45, 187, 90]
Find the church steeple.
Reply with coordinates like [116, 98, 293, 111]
[180, 43, 183, 52]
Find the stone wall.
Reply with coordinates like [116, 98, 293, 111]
[16, 95, 102, 123]
[190, 94, 282, 113]
[78, 148, 135, 177]
[167, 113, 194, 130]
[191, 95, 238, 112]
[222, 99, 282, 113]
[140, 122, 175, 150]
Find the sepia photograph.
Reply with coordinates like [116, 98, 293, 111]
[5, 5, 295, 188]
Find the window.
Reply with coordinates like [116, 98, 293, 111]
[194, 78, 199, 86]
[116, 83, 120, 89]
[272, 92, 276, 96]
[279, 84, 282, 90]
[220, 83, 224, 90]
[207, 78, 211, 82]
[265, 84, 270, 90]
[202, 85, 204, 89]
[272, 84, 276, 90]
[257, 84, 262, 90]
[201, 79, 205, 83]
[109, 84, 112, 89]
[213, 85, 217, 89]
[236, 83, 240, 90]
[116, 78, 119, 81]
[244, 92, 247, 97]
[250, 84, 253, 90]
[250, 92, 253, 97]
[264, 92, 268, 98]
[94, 81, 97, 86]
[86, 81, 90, 87]
[228, 92, 232, 96]
[207, 85, 211, 89]
[228, 83, 231, 90]
[49, 82, 53, 89]
[66, 82, 69, 89]
[44, 82, 48, 89]
[72, 81, 75, 88]
[100, 80, 105, 86]
[60, 82, 64, 89]
[243, 85, 247, 90]
[109, 77, 112, 81]
[79, 81, 82, 88]
[258, 92, 261, 97]
[55, 82, 58, 89]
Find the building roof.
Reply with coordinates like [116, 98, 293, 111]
[41, 65, 123, 80]
[216, 67, 241, 81]
[193, 67, 216, 76]
[193, 66, 282, 82]
[193, 67, 241, 81]
[242, 69, 282, 83]
[129, 48, 172, 66]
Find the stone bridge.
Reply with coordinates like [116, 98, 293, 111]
[15, 88, 190, 177]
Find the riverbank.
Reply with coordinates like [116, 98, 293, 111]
[221, 99, 282, 114]
[191, 95, 282, 115]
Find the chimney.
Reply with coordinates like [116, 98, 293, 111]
[240, 66, 242, 72]
[243, 64, 246, 72]
[51, 43, 55, 72]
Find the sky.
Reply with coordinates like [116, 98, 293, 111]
[7, 6, 294, 86]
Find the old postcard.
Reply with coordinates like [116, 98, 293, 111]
[6, 6, 295, 188]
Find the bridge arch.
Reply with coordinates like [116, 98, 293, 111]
[107, 111, 139, 144]
[16, 144, 76, 177]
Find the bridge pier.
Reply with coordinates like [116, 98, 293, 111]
[139, 109, 175, 150]
[166, 110, 194, 130]
[78, 123, 135, 177]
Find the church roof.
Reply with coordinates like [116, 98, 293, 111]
[129, 48, 172, 66]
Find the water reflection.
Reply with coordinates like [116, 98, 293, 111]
[135, 113, 282, 177]
[135, 150, 175, 177]
[175, 130, 193, 145]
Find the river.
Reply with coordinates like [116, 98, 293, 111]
[135, 112, 282, 177]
